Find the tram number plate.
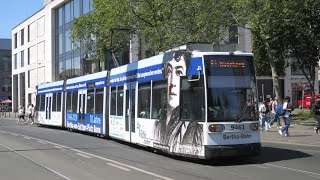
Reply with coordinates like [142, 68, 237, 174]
[230, 124, 245, 131]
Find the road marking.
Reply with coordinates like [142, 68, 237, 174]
[264, 163, 320, 178]
[54, 146, 64, 150]
[11, 133, 19, 136]
[107, 163, 131, 171]
[262, 139, 320, 147]
[32, 138, 172, 179]
[23, 136, 31, 139]
[0, 130, 173, 180]
[37, 140, 47, 144]
[294, 148, 320, 154]
[76, 153, 92, 159]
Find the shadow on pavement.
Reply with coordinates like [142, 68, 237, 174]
[192, 146, 311, 166]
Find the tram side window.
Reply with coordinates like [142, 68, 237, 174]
[36, 95, 40, 111]
[66, 92, 72, 112]
[180, 77, 205, 122]
[87, 89, 95, 113]
[71, 91, 78, 113]
[110, 87, 116, 115]
[138, 82, 151, 118]
[95, 88, 104, 114]
[151, 80, 167, 120]
[57, 92, 61, 111]
[52, 93, 57, 112]
[117, 86, 124, 116]
[40, 94, 45, 111]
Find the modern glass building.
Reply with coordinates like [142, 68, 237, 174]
[0, 39, 12, 103]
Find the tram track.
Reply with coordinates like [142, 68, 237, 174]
[0, 143, 70, 180]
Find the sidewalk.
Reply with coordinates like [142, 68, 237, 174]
[261, 118, 320, 147]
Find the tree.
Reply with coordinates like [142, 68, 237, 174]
[248, 0, 289, 99]
[283, 0, 320, 106]
[71, 0, 246, 66]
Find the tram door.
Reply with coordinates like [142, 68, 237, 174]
[45, 93, 52, 120]
[124, 83, 136, 142]
[77, 90, 87, 124]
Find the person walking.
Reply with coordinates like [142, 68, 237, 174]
[27, 104, 35, 124]
[259, 100, 269, 131]
[17, 106, 26, 124]
[312, 96, 320, 135]
[269, 96, 281, 129]
[279, 96, 293, 137]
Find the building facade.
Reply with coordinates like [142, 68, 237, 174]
[0, 39, 12, 102]
[12, 0, 94, 111]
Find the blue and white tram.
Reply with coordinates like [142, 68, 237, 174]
[109, 51, 260, 159]
[65, 71, 108, 135]
[36, 80, 65, 127]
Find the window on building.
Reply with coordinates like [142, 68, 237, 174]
[58, 7, 63, 27]
[21, 29, 24, 46]
[14, 54, 17, 69]
[65, 2, 71, 23]
[14, 33, 17, 49]
[20, 50, 24, 67]
[2, 79, 11, 92]
[28, 71, 31, 88]
[229, 26, 239, 44]
[74, 0, 80, 18]
[27, 25, 30, 42]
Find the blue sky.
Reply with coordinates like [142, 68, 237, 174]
[0, 0, 43, 39]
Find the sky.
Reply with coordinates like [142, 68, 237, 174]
[0, 0, 44, 39]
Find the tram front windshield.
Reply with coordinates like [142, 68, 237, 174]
[204, 55, 256, 122]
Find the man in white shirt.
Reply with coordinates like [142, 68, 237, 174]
[279, 96, 293, 136]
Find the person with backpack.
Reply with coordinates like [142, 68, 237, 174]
[312, 95, 320, 135]
[278, 96, 293, 137]
[259, 100, 269, 131]
[269, 96, 281, 129]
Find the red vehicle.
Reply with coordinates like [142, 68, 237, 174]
[298, 94, 320, 108]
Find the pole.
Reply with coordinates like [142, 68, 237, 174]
[302, 89, 304, 109]
[262, 84, 264, 102]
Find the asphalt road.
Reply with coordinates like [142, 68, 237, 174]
[0, 119, 319, 180]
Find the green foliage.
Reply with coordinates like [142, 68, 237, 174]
[292, 110, 315, 120]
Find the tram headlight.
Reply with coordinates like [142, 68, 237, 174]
[208, 124, 225, 132]
[250, 123, 259, 131]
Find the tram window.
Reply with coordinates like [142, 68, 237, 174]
[71, 91, 78, 113]
[138, 82, 151, 119]
[110, 87, 116, 115]
[95, 88, 104, 114]
[180, 77, 205, 122]
[52, 93, 57, 112]
[40, 94, 45, 111]
[66, 92, 72, 112]
[57, 92, 61, 111]
[151, 80, 167, 120]
[117, 86, 124, 116]
[87, 89, 95, 113]
[36, 95, 40, 111]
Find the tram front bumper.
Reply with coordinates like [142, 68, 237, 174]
[204, 143, 261, 159]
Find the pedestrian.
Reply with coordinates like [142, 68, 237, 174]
[27, 104, 35, 124]
[278, 96, 293, 137]
[259, 100, 269, 131]
[312, 96, 320, 135]
[17, 106, 26, 124]
[269, 96, 281, 129]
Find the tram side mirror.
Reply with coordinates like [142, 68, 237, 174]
[188, 66, 202, 82]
